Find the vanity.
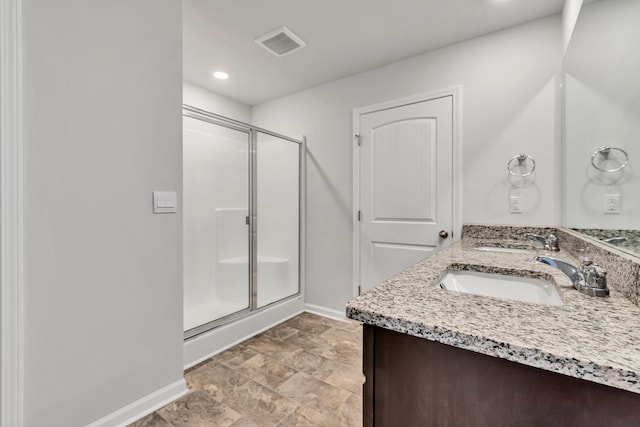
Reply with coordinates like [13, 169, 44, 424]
[347, 0, 640, 424]
[347, 226, 640, 426]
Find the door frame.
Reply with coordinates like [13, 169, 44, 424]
[352, 87, 462, 298]
[1, 0, 24, 425]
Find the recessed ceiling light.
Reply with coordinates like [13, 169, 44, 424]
[213, 71, 229, 80]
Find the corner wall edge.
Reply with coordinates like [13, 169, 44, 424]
[0, 0, 24, 425]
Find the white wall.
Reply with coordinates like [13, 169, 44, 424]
[251, 16, 562, 313]
[183, 81, 251, 123]
[563, 0, 640, 229]
[22, 1, 183, 425]
[563, 0, 584, 55]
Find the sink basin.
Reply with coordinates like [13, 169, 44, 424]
[437, 270, 563, 306]
[474, 246, 536, 254]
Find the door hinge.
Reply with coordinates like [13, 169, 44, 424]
[355, 134, 361, 146]
[358, 286, 361, 296]
[357, 210, 361, 221]
[245, 216, 250, 225]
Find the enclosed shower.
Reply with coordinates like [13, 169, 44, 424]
[183, 105, 303, 339]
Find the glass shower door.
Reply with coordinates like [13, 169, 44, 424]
[183, 115, 250, 334]
[256, 131, 300, 308]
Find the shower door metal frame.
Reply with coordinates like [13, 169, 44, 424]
[182, 105, 304, 340]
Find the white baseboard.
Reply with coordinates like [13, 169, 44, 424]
[184, 296, 304, 369]
[303, 303, 349, 322]
[87, 379, 187, 427]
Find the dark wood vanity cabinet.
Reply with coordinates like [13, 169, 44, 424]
[363, 325, 640, 427]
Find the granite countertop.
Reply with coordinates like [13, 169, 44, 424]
[346, 238, 640, 394]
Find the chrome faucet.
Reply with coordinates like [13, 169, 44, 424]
[526, 233, 559, 252]
[603, 236, 627, 244]
[534, 256, 581, 283]
[535, 255, 609, 297]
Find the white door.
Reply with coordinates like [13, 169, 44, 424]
[358, 96, 453, 293]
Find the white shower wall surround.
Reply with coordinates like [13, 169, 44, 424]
[216, 209, 291, 305]
[182, 106, 302, 338]
[185, 208, 291, 331]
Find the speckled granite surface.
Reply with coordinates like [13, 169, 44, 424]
[557, 228, 640, 307]
[572, 228, 640, 258]
[346, 233, 640, 394]
[462, 224, 558, 241]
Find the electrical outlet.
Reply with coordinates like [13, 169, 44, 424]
[603, 194, 621, 214]
[510, 196, 523, 214]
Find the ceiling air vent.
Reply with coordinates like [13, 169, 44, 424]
[255, 26, 306, 57]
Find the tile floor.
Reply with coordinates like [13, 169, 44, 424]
[130, 312, 364, 426]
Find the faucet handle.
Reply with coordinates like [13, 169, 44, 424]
[581, 257, 593, 267]
[581, 258, 607, 289]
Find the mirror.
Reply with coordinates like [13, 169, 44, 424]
[563, 0, 640, 257]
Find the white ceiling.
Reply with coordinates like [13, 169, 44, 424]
[184, 0, 564, 106]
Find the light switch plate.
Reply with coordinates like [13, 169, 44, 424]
[153, 191, 177, 214]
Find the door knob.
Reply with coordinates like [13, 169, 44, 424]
[439, 230, 449, 239]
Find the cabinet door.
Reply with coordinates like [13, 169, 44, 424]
[364, 325, 640, 427]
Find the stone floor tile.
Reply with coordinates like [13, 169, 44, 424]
[335, 394, 362, 427]
[241, 334, 304, 361]
[281, 349, 342, 380]
[331, 318, 363, 332]
[128, 412, 173, 427]
[324, 364, 364, 396]
[285, 330, 335, 356]
[276, 372, 351, 414]
[224, 380, 298, 425]
[283, 314, 333, 334]
[260, 323, 300, 341]
[185, 361, 249, 401]
[158, 390, 241, 427]
[320, 326, 362, 344]
[229, 417, 263, 426]
[212, 345, 259, 369]
[277, 405, 340, 427]
[322, 340, 362, 366]
[129, 313, 363, 427]
[236, 353, 298, 389]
